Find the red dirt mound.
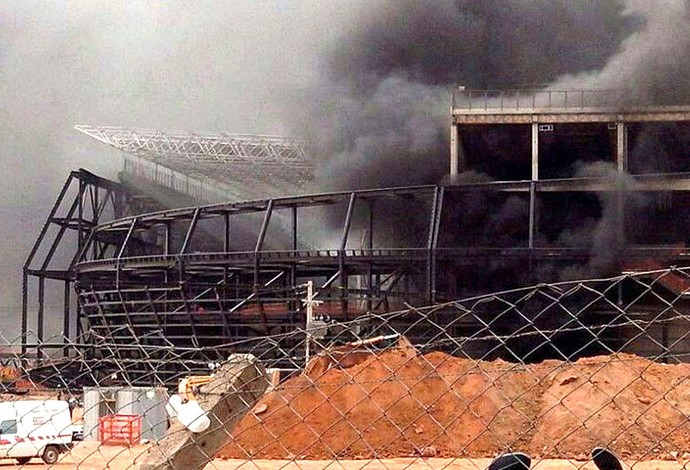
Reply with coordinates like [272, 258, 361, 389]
[219, 347, 690, 460]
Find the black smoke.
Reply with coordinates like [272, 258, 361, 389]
[328, 1, 636, 90]
[285, 0, 690, 281]
[288, 0, 641, 192]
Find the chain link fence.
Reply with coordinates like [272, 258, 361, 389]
[3, 267, 690, 468]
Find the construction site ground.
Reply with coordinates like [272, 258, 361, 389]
[0, 441, 690, 470]
[1, 442, 687, 470]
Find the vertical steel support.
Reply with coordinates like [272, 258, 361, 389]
[91, 185, 100, 260]
[118, 218, 138, 259]
[76, 297, 83, 340]
[223, 212, 231, 288]
[164, 222, 171, 255]
[63, 280, 70, 339]
[180, 208, 201, 255]
[291, 206, 298, 308]
[116, 217, 138, 287]
[367, 199, 374, 312]
[254, 200, 274, 288]
[21, 269, 28, 355]
[292, 206, 298, 251]
[224, 213, 231, 252]
[305, 280, 314, 364]
[255, 201, 274, 252]
[78, 177, 85, 252]
[339, 193, 357, 320]
[37, 277, 45, 358]
[340, 193, 357, 250]
[163, 221, 171, 306]
[179, 209, 201, 286]
[63, 280, 70, 357]
[427, 188, 442, 303]
[431, 187, 444, 303]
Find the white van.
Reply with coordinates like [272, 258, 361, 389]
[0, 400, 79, 465]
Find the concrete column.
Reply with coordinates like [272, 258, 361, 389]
[529, 123, 539, 251]
[616, 122, 628, 244]
[531, 122, 539, 181]
[616, 121, 628, 173]
[450, 124, 460, 176]
[529, 186, 536, 250]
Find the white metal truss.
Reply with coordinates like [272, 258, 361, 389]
[74, 125, 315, 190]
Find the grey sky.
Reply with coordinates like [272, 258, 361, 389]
[0, 0, 338, 336]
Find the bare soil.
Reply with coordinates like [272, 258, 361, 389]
[219, 347, 690, 461]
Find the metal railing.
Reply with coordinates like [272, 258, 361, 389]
[452, 88, 623, 112]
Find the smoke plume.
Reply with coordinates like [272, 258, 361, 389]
[288, 0, 640, 191]
[287, 0, 690, 280]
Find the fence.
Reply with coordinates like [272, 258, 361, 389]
[3, 267, 690, 468]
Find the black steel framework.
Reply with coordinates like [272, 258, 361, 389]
[73, 186, 442, 367]
[60, 177, 690, 382]
[21, 169, 155, 358]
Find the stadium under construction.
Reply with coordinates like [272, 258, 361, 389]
[20, 89, 690, 385]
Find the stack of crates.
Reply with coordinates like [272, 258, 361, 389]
[98, 414, 142, 446]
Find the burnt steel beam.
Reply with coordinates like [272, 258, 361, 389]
[25, 173, 76, 269]
[26, 270, 71, 281]
[91, 185, 436, 234]
[21, 270, 29, 355]
[39, 197, 81, 272]
[24, 172, 78, 356]
[37, 277, 45, 356]
[255, 200, 274, 252]
[180, 208, 201, 255]
[452, 107, 690, 125]
[427, 187, 443, 303]
[445, 174, 690, 193]
[224, 213, 231, 252]
[339, 193, 357, 320]
[74, 168, 124, 193]
[116, 217, 138, 287]
[254, 200, 274, 287]
[63, 280, 70, 355]
[431, 187, 444, 303]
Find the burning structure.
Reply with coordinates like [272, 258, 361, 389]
[20, 89, 690, 384]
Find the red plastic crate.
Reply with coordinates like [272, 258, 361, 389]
[98, 414, 142, 446]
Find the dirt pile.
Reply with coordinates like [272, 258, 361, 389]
[219, 347, 690, 460]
